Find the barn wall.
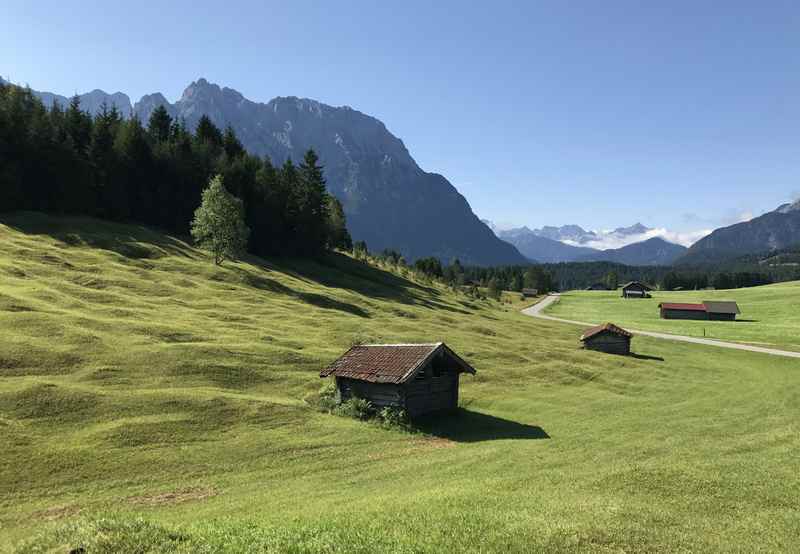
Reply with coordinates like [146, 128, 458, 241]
[584, 334, 630, 355]
[336, 378, 403, 410]
[402, 358, 459, 417]
[661, 309, 708, 320]
[708, 312, 736, 321]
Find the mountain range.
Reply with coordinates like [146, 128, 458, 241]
[5, 75, 800, 270]
[678, 200, 800, 265]
[489, 223, 687, 265]
[4, 76, 525, 266]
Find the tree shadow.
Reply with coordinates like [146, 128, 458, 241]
[413, 408, 549, 443]
[630, 353, 664, 361]
[736, 319, 758, 323]
[3, 212, 197, 260]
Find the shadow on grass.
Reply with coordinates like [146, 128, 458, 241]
[3, 212, 469, 317]
[736, 319, 759, 323]
[3, 211, 196, 260]
[413, 408, 549, 442]
[630, 353, 665, 361]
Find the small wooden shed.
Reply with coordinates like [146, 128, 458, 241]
[586, 283, 609, 291]
[621, 281, 652, 299]
[320, 343, 476, 417]
[580, 323, 633, 355]
[521, 288, 538, 298]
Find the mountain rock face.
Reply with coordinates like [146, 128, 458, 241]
[578, 237, 687, 266]
[5, 76, 525, 266]
[496, 227, 599, 262]
[678, 202, 800, 264]
[2, 78, 134, 118]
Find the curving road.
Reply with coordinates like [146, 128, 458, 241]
[522, 294, 800, 359]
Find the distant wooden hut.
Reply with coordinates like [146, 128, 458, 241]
[659, 301, 740, 321]
[586, 282, 609, 291]
[621, 281, 653, 299]
[320, 342, 476, 417]
[521, 288, 538, 298]
[580, 323, 633, 355]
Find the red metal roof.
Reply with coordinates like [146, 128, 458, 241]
[659, 302, 706, 311]
[320, 343, 476, 384]
[580, 322, 633, 341]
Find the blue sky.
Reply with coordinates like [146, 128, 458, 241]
[3, 1, 799, 243]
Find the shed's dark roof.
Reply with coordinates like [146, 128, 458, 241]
[320, 343, 476, 384]
[621, 281, 653, 291]
[580, 322, 633, 341]
[659, 302, 707, 312]
[703, 301, 740, 314]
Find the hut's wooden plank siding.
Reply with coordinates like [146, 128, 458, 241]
[322, 343, 474, 417]
[661, 308, 708, 320]
[583, 333, 631, 355]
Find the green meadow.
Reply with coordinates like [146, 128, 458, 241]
[548, 285, 800, 351]
[1, 213, 799, 552]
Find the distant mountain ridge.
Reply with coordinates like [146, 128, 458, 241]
[577, 237, 687, 266]
[1, 76, 525, 266]
[495, 227, 598, 263]
[678, 201, 800, 265]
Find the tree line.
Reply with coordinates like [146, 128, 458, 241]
[0, 82, 351, 258]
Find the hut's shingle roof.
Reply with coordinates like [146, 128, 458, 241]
[580, 322, 633, 341]
[659, 302, 707, 312]
[702, 301, 741, 314]
[320, 343, 475, 384]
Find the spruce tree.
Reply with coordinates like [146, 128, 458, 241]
[191, 174, 250, 265]
[147, 105, 172, 143]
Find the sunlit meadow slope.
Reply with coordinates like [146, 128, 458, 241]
[1, 213, 798, 553]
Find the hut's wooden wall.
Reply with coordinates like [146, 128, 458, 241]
[335, 358, 462, 417]
[708, 312, 736, 321]
[584, 333, 631, 355]
[336, 378, 403, 410]
[661, 309, 708, 320]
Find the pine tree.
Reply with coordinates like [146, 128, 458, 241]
[326, 195, 352, 250]
[222, 125, 245, 158]
[147, 105, 172, 143]
[190, 174, 250, 265]
[298, 149, 330, 253]
[194, 115, 223, 148]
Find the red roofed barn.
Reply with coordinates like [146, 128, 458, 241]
[320, 343, 476, 417]
[659, 301, 741, 321]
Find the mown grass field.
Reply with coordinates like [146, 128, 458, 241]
[548, 285, 800, 351]
[1, 213, 799, 553]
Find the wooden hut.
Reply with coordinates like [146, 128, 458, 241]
[586, 282, 610, 291]
[521, 288, 538, 298]
[659, 301, 740, 321]
[320, 343, 476, 417]
[580, 323, 633, 355]
[621, 281, 652, 298]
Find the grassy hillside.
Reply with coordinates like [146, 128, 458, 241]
[548, 285, 800, 351]
[1, 213, 799, 553]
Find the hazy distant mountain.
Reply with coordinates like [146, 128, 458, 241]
[578, 237, 687, 266]
[496, 227, 599, 262]
[530, 222, 653, 246]
[3, 76, 525, 266]
[678, 201, 800, 265]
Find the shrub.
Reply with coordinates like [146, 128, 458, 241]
[335, 398, 374, 420]
[305, 381, 338, 412]
[378, 407, 409, 430]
